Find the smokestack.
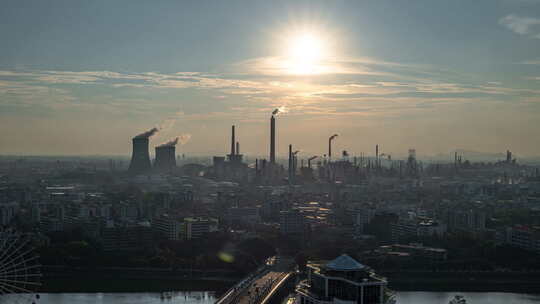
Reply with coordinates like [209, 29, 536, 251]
[328, 134, 338, 159]
[293, 151, 299, 175]
[231, 125, 236, 156]
[376, 144, 379, 170]
[270, 115, 276, 163]
[308, 156, 317, 169]
[236, 142, 240, 155]
[288, 144, 293, 183]
[328, 138, 331, 159]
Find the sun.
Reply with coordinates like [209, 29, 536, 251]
[288, 33, 325, 62]
[284, 31, 328, 75]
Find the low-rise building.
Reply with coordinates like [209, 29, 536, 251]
[182, 217, 219, 240]
[504, 225, 540, 254]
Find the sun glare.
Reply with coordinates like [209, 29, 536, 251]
[285, 31, 328, 75]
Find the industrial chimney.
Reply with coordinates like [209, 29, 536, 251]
[227, 125, 242, 163]
[270, 115, 276, 164]
[231, 125, 236, 156]
[328, 134, 338, 159]
[288, 144, 293, 183]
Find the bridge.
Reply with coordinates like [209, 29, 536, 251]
[215, 256, 296, 304]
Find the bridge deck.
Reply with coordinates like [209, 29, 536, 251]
[215, 256, 294, 304]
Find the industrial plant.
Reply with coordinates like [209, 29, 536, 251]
[128, 127, 181, 175]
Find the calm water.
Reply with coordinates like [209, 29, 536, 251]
[396, 292, 540, 304]
[0, 291, 216, 304]
[2, 291, 540, 304]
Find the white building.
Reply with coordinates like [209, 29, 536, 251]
[296, 254, 395, 304]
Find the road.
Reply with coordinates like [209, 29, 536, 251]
[215, 256, 294, 304]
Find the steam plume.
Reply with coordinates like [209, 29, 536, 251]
[157, 134, 191, 147]
[157, 137, 179, 148]
[272, 106, 288, 116]
[178, 134, 191, 145]
[134, 127, 159, 139]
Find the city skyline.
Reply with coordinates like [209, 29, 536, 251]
[1, 0, 540, 157]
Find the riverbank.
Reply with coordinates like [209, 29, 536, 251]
[40, 268, 540, 294]
[41, 266, 238, 294]
[42, 277, 233, 294]
[384, 271, 540, 293]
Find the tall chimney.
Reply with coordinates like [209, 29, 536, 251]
[270, 115, 276, 163]
[328, 137, 332, 159]
[328, 134, 338, 160]
[376, 144, 379, 170]
[288, 144, 293, 183]
[231, 125, 236, 156]
[236, 142, 240, 155]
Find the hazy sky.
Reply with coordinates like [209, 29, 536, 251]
[1, 0, 540, 158]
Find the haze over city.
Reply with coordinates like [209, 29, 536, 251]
[3, 2, 540, 304]
[1, 0, 540, 157]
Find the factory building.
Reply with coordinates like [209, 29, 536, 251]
[211, 125, 248, 181]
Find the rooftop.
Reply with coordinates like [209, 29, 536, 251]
[325, 254, 367, 271]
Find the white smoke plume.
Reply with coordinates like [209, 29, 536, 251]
[134, 127, 159, 139]
[272, 106, 289, 116]
[157, 134, 191, 147]
[178, 134, 191, 145]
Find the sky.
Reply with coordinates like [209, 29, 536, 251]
[1, 0, 540, 159]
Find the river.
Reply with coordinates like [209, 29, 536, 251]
[1, 291, 539, 304]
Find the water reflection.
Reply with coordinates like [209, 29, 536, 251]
[397, 292, 540, 304]
[1, 291, 216, 304]
[2, 291, 539, 304]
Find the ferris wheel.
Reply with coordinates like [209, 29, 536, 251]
[0, 229, 42, 304]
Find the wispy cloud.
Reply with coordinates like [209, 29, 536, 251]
[499, 14, 540, 38]
[0, 52, 537, 123]
[518, 59, 540, 65]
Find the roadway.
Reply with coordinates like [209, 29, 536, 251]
[215, 256, 294, 304]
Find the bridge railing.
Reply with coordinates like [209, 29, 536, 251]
[215, 263, 269, 304]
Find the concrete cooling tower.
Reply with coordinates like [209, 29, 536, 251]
[154, 145, 176, 172]
[128, 137, 152, 174]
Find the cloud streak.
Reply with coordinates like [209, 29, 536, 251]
[0, 52, 538, 124]
[499, 14, 540, 38]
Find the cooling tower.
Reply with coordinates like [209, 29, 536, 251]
[154, 145, 176, 172]
[128, 137, 152, 174]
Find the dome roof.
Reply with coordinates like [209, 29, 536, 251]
[325, 254, 367, 271]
